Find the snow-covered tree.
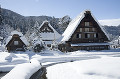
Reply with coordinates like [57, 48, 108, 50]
[51, 40, 58, 50]
[26, 21, 45, 52]
[32, 36, 45, 52]
[58, 15, 71, 33]
[0, 5, 2, 25]
[0, 24, 14, 44]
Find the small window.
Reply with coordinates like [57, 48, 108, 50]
[85, 22, 90, 26]
[94, 34, 96, 38]
[85, 34, 87, 38]
[76, 34, 81, 38]
[85, 34, 90, 38]
[14, 41, 18, 45]
[94, 33, 98, 38]
[79, 34, 81, 38]
[80, 28, 82, 32]
[88, 34, 90, 38]
[92, 28, 95, 31]
[85, 28, 89, 32]
[76, 34, 79, 38]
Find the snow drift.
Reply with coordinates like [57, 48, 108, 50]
[2, 59, 41, 79]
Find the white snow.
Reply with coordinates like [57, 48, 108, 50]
[1, 45, 120, 79]
[11, 30, 23, 36]
[99, 19, 120, 26]
[0, 36, 3, 39]
[2, 59, 41, 79]
[47, 56, 120, 79]
[43, 40, 53, 45]
[61, 10, 110, 42]
[71, 42, 110, 46]
[20, 36, 29, 46]
[0, 46, 6, 52]
[5, 36, 12, 46]
[40, 32, 60, 41]
[0, 52, 29, 72]
[32, 37, 44, 46]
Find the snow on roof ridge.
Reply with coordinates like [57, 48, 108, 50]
[61, 10, 110, 42]
[11, 30, 23, 36]
[39, 20, 61, 35]
[39, 20, 49, 30]
[39, 20, 61, 40]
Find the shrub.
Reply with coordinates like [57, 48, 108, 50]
[33, 44, 44, 52]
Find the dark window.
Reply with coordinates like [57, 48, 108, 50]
[85, 33, 90, 38]
[85, 33, 87, 38]
[76, 34, 79, 38]
[96, 33, 98, 38]
[94, 33, 98, 38]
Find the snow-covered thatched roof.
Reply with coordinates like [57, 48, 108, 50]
[6, 30, 29, 46]
[10, 30, 23, 36]
[39, 20, 61, 40]
[61, 10, 110, 42]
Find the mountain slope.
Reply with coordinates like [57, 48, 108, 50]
[99, 19, 120, 26]
[1, 8, 71, 34]
[1, 8, 120, 40]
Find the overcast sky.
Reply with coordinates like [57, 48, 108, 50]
[1, 0, 120, 20]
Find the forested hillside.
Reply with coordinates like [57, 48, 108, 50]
[0, 8, 120, 41]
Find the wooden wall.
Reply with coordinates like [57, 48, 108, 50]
[69, 12, 109, 44]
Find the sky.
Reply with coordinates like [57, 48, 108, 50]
[0, 0, 120, 20]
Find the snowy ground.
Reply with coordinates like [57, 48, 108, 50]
[2, 59, 41, 79]
[47, 56, 120, 79]
[0, 52, 29, 72]
[0, 48, 120, 79]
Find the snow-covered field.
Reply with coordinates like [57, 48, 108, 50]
[47, 56, 120, 79]
[0, 52, 29, 72]
[0, 48, 120, 79]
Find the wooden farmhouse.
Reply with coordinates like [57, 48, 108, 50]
[59, 10, 110, 52]
[6, 30, 29, 52]
[39, 20, 61, 46]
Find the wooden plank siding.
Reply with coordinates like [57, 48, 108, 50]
[69, 13, 108, 44]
